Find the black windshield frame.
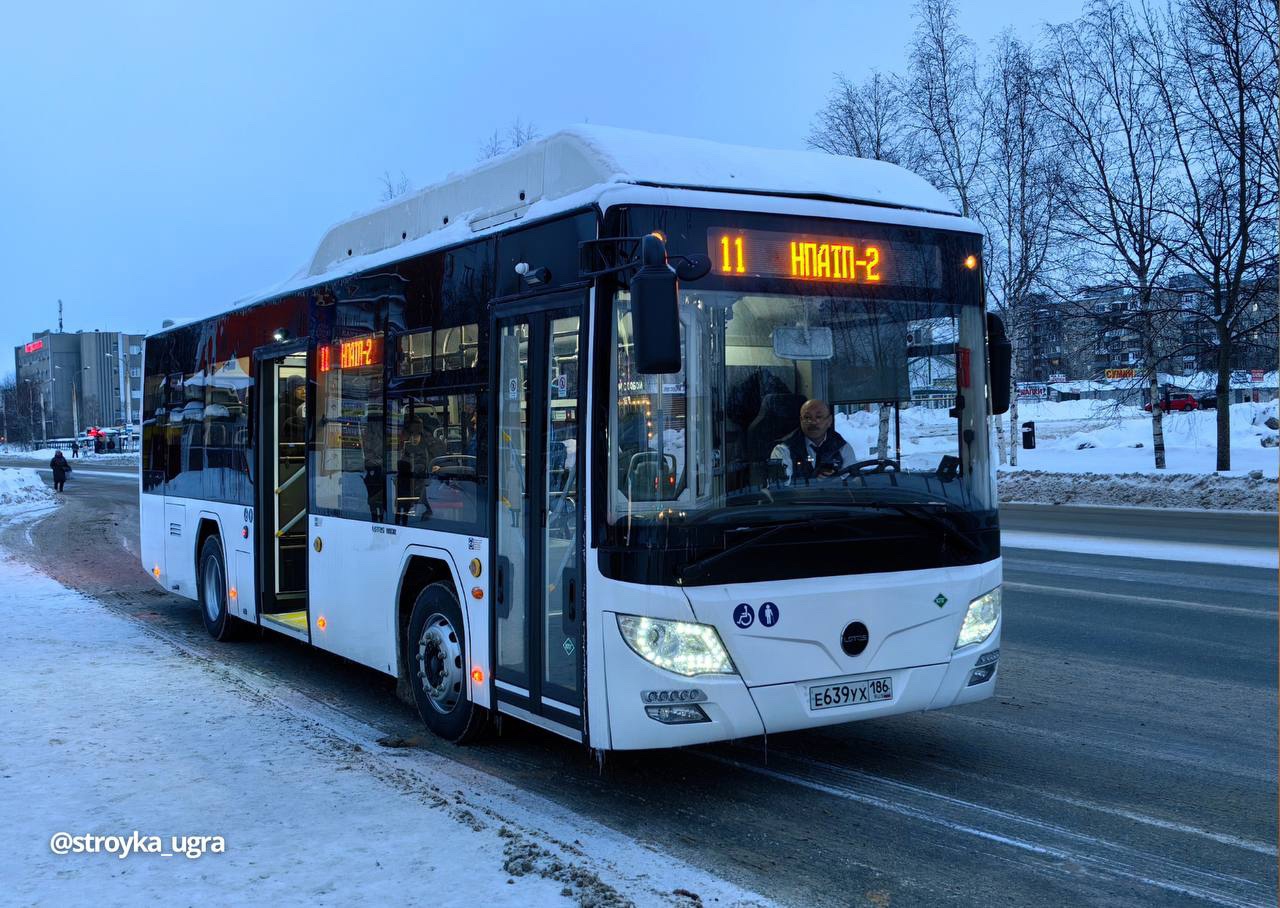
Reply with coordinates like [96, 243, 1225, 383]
[590, 205, 996, 586]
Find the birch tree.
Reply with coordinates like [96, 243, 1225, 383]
[903, 0, 990, 219]
[1041, 0, 1177, 468]
[982, 33, 1061, 465]
[1143, 0, 1278, 470]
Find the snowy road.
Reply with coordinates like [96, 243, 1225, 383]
[2, 473, 1275, 907]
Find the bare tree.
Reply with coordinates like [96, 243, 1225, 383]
[1143, 0, 1278, 470]
[808, 71, 922, 167]
[903, 0, 990, 218]
[378, 170, 411, 202]
[508, 117, 539, 149]
[983, 32, 1062, 465]
[478, 129, 507, 161]
[1041, 0, 1178, 468]
[478, 118, 540, 162]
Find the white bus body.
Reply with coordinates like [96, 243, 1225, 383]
[140, 126, 1002, 751]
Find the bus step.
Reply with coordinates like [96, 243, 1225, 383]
[262, 610, 308, 631]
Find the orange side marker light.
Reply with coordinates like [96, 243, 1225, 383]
[471, 668, 484, 684]
[471, 587, 484, 600]
[317, 616, 328, 631]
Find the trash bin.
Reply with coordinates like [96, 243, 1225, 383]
[1021, 421, 1036, 450]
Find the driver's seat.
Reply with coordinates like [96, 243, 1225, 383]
[747, 392, 806, 484]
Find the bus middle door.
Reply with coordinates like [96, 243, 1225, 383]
[492, 293, 585, 739]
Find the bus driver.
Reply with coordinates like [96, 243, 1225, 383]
[769, 399, 856, 484]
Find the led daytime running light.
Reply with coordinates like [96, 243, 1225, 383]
[616, 615, 736, 677]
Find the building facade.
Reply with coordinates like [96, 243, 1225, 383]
[13, 329, 143, 441]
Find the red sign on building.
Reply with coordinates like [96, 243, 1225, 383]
[24, 339, 43, 354]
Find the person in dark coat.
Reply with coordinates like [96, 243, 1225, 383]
[70, 440, 80, 458]
[769, 399, 856, 484]
[50, 451, 71, 492]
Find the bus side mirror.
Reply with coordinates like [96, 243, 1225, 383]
[629, 235, 682, 374]
[987, 313, 1012, 416]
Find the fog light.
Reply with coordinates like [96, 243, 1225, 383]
[967, 663, 996, 686]
[645, 703, 709, 724]
[976, 649, 999, 667]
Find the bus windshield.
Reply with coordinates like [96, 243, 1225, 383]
[604, 286, 996, 584]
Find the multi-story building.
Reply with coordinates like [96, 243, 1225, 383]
[1014, 294, 1069, 383]
[1012, 272, 1277, 389]
[13, 329, 144, 441]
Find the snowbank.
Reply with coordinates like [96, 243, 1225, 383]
[998, 470, 1277, 511]
[0, 468, 54, 512]
[0, 551, 764, 907]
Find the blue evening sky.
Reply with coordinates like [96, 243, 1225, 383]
[0, 0, 1086, 374]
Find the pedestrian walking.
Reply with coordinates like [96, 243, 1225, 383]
[50, 450, 71, 493]
[71, 440, 80, 458]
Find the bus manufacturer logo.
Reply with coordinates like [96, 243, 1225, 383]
[840, 621, 869, 657]
[934, 593, 948, 608]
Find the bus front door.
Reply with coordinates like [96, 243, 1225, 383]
[492, 295, 585, 739]
[255, 348, 310, 639]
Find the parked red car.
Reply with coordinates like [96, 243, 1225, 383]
[1143, 392, 1199, 412]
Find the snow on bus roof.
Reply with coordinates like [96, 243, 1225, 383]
[304, 125, 958, 280]
[150, 126, 966, 337]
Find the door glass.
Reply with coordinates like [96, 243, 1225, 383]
[542, 315, 580, 701]
[275, 356, 307, 597]
[495, 321, 530, 680]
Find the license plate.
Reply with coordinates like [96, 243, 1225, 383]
[809, 677, 893, 711]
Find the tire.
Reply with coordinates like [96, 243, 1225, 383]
[197, 535, 242, 641]
[406, 581, 488, 744]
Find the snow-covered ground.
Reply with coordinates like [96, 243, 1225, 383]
[831, 400, 1279, 509]
[998, 400, 1279, 478]
[0, 467, 764, 907]
[0, 446, 140, 464]
[836, 399, 1278, 478]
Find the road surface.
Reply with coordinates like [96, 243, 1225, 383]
[4, 468, 1275, 907]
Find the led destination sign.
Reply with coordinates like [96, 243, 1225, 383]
[708, 228, 942, 288]
[319, 335, 383, 372]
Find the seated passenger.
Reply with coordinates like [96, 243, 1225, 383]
[769, 399, 855, 484]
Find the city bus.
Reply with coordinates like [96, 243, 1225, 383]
[140, 126, 1011, 750]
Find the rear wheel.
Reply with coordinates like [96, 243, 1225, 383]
[406, 582, 488, 744]
[197, 535, 242, 641]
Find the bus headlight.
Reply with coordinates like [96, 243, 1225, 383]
[955, 588, 1001, 650]
[616, 615, 736, 676]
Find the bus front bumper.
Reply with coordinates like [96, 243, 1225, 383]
[603, 617, 999, 750]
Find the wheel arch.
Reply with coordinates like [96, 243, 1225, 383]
[394, 547, 474, 703]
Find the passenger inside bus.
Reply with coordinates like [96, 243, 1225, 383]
[395, 419, 440, 524]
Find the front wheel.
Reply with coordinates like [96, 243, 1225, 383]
[406, 582, 488, 744]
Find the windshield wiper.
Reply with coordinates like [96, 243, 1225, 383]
[677, 515, 872, 585]
[867, 501, 982, 557]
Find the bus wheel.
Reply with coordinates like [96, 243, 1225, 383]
[197, 535, 241, 641]
[407, 582, 487, 744]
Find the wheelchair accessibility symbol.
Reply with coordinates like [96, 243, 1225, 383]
[732, 603, 755, 628]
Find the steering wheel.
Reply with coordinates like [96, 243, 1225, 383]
[835, 458, 900, 477]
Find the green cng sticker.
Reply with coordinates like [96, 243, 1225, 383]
[934, 593, 948, 608]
